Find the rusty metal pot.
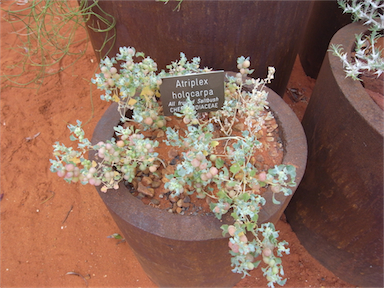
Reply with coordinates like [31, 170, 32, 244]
[285, 22, 384, 287]
[90, 85, 307, 287]
[84, 0, 312, 96]
[298, 0, 352, 78]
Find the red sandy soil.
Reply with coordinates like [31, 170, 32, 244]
[1, 6, 354, 288]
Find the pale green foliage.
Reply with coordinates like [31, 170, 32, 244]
[339, 0, 383, 29]
[51, 47, 296, 288]
[50, 121, 160, 191]
[330, 0, 384, 80]
[164, 64, 295, 288]
[91, 48, 207, 127]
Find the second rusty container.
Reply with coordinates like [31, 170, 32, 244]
[84, 0, 313, 96]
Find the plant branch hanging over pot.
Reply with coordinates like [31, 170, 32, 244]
[50, 47, 307, 287]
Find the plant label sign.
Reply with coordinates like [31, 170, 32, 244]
[160, 71, 225, 116]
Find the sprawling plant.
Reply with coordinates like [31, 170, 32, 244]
[50, 47, 296, 288]
[330, 0, 384, 80]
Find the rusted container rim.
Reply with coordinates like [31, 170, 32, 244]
[328, 21, 384, 136]
[90, 85, 307, 241]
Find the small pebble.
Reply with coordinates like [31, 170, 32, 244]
[233, 123, 245, 131]
[141, 176, 152, 186]
[168, 148, 179, 159]
[182, 202, 190, 209]
[137, 182, 154, 197]
[234, 173, 243, 180]
[131, 179, 138, 190]
[136, 193, 145, 200]
[170, 156, 179, 165]
[150, 199, 160, 205]
[183, 195, 191, 203]
[156, 130, 165, 138]
[161, 177, 170, 184]
[255, 132, 263, 139]
[177, 199, 184, 207]
[169, 195, 179, 203]
[256, 155, 264, 163]
[151, 180, 162, 188]
[267, 124, 278, 133]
